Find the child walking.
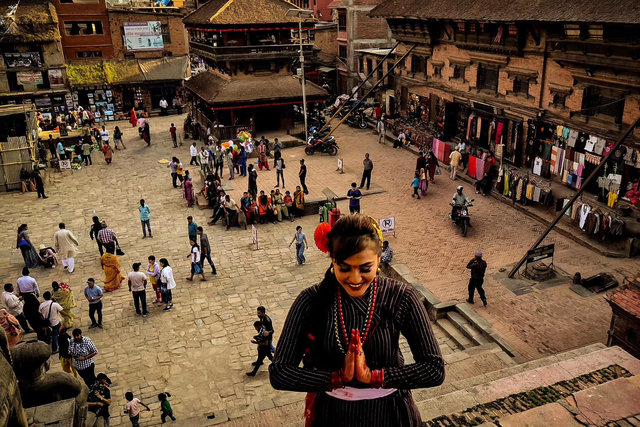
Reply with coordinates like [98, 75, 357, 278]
[124, 392, 150, 427]
[158, 392, 176, 423]
[411, 172, 421, 199]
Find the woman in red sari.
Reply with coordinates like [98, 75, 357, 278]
[129, 108, 137, 127]
[270, 215, 444, 426]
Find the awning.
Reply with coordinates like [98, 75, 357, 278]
[185, 70, 329, 108]
[68, 56, 189, 86]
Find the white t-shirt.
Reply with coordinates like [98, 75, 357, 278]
[190, 145, 198, 156]
[101, 129, 109, 142]
[159, 99, 168, 109]
[161, 266, 176, 290]
[191, 245, 201, 263]
[533, 157, 543, 176]
[38, 300, 63, 327]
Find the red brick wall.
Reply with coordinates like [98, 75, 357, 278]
[52, 0, 115, 60]
[108, 12, 188, 60]
[352, 10, 389, 40]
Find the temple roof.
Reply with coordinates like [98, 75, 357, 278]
[185, 70, 328, 107]
[184, 0, 304, 26]
[370, 0, 640, 24]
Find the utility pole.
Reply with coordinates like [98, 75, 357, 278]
[299, 19, 308, 144]
[287, 8, 315, 144]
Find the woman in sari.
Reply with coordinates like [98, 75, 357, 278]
[129, 108, 137, 127]
[426, 150, 438, 182]
[184, 175, 194, 207]
[16, 224, 42, 268]
[101, 243, 124, 292]
[419, 168, 428, 196]
[52, 281, 76, 328]
[0, 308, 23, 348]
[103, 142, 114, 165]
[293, 185, 305, 218]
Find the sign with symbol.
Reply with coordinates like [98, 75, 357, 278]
[59, 160, 71, 170]
[252, 224, 258, 249]
[379, 216, 395, 236]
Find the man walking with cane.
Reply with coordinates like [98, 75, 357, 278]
[466, 251, 487, 307]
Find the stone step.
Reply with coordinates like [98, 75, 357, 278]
[415, 344, 640, 422]
[445, 311, 490, 346]
[436, 318, 474, 349]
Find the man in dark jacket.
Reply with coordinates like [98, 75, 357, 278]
[466, 250, 487, 307]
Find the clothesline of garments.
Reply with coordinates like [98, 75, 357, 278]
[465, 113, 511, 147]
[570, 202, 626, 240]
[432, 138, 451, 165]
[496, 168, 554, 206]
[467, 154, 494, 181]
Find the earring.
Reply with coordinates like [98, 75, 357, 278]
[377, 268, 381, 274]
[330, 267, 334, 274]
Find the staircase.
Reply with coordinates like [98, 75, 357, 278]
[415, 343, 640, 424]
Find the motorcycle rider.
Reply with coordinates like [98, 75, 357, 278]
[451, 185, 470, 220]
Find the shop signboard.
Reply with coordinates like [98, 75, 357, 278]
[4, 52, 43, 68]
[48, 69, 65, 87]
[34, 97, 51, 108]
[525, 244, 554, 266]
[124, 22, 163, 51]
[17, 72, 43, 85]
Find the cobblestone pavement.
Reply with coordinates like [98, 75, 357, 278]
[0, 114, 633, 425]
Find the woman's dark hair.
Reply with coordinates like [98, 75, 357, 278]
[52, 281, 60, 291]
[17, 224, 27, 234]
[104, 242, 116, 254]
[92, 216, 100, 224]
[328, 214, 382, 264]
[159, 258, 169, 267]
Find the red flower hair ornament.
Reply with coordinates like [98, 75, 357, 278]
[314, 222, 332, 253]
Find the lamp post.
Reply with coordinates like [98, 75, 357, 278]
[286, 8, 315, 144]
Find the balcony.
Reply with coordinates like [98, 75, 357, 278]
[189, 42, 315, 62]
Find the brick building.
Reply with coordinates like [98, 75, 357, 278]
[51, 0, 115, 61]
[0, 0, 70, 125]
[63, 2, 190, 115]
[329, 0, 394, 94]
[290, 0, 334, 21]
[183, 0, 328, 139]
[371, 0, 640, 216]
[607, 277, 640, 359]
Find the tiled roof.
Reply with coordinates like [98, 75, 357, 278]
[184, 0, 303, 26]
[370, 0, 640, 24]
[610, 285, 640, 318]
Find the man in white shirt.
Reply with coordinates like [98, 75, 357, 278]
[224, 194, 239, 231]
[39, 291, 64, 353]
[189, 142, 199, 166]
[159, 98, 168, 116]
[127, 263, 148, 317]
[3, 283, 31, 332]
[100, 126, 109, 144]
[16, 267, 40, 296]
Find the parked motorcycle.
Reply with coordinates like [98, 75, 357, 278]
[305, 136, 338, 156]
[449, 200, 474, 237]
[345, 109, 368, 129]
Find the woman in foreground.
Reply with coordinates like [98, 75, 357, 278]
[269, 214, 445, 426]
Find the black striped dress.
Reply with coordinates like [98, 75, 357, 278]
[269, 274, 445, 426]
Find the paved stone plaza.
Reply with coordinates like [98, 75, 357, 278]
[0, 114, 634, 425]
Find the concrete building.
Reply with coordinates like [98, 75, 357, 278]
[328, 0, 394, 94]
[183, 0, 328, 139]
[0, 0, 70, 126]
[290, 0, 334, 22]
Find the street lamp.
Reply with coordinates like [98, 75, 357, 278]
[286, 8, 315, 144]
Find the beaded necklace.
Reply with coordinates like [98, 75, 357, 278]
[333, 277, 378, 355]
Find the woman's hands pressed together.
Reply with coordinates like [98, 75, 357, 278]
[342, 329, 372, 384]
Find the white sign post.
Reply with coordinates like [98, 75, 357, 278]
[337, 158, 344, 174]
[252, 224, 258, 250]
[379, 216, 396, 237]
